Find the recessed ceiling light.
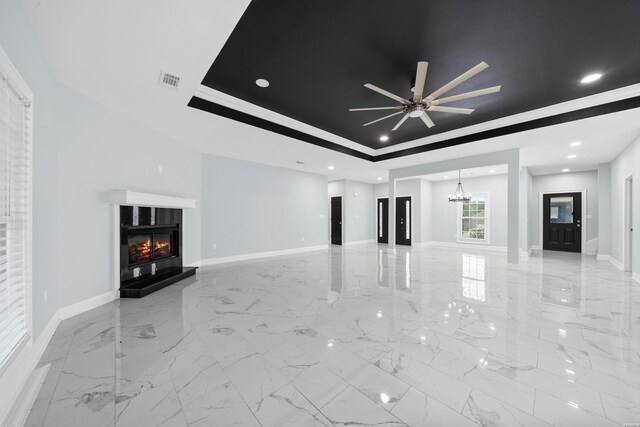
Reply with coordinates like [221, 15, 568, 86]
[562, 168, 570, 172]
[569, 141, 581, 147]
[377, 177, 383, 181]
[379, 135, 389, 142]
[255, 78, 270, 88]
[567, 154, 577, 159]
[580, 73, 602, 84]
[328, 165, 335, 170]
[489, 170, 496, 173]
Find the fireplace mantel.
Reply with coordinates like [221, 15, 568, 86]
[108, 190, 197, 209]
[109, 190, 198, 297]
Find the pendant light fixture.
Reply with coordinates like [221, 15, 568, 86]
[448, 170, 472, 202]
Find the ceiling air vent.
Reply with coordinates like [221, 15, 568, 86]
[159, 70, 181, 90]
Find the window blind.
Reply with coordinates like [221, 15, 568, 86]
[0, 71, 32, 370]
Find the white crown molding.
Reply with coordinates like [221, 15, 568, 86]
[194, 85, 376, 156]
[108, 190, 198, 209]
[195, 83, 640, 159]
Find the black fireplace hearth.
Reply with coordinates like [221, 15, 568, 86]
[119, 206, 196, 298]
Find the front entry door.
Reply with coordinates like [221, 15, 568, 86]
[377, 198, 389, 243]
[543, 192, 581, 252]
[396, 196, 411, 246]
[331, 196, 342, 245]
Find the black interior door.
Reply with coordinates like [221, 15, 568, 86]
[331, 196, 342, 245]
[396, 196, 411, 246]
[377, 198, 389, 243]
[543, 192, 581, 252]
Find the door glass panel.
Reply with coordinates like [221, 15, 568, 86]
[405, 200, 410, 240]
[550, 196, 573, 223]
[379, 202, 383, 238]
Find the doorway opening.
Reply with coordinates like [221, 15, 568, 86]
[395, 196, 412, 246]
[377, 198, 388, 243]
[624, 176, 633, 272]
[330, 196, 342, 245]
[542, 192, 582, 253]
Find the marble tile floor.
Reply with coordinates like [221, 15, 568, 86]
[25, 244, 640, 426]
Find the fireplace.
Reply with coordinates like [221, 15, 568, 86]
[119, 205, 196, 298]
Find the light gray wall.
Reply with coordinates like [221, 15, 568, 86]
[375, 179, 429, 244]
[431, 174, 509, 247]
[396, 179, 422, 244]
[1, 0, 202, 337]
[201, 155, 327, 259]
[421, 180, 433, 243]
[343, 180, 375, 243]
[610, 136, 640, 272]
[520, 167, 532, 251]
[374, 182, 387, 199]
[388, 149, 519, 263]
[598, 163, 612, 256]
[530, 171, 598, 248]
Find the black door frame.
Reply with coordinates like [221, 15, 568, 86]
[376, 197, 389, 244]
[330, 195, 343, 245]
[395, 195, 412, 246]
[541, 190, 584, 253]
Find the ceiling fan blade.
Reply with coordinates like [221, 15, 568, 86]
[392, 113, 410, 131]
[349, 106, 404, 112]
[419, 111, 435, 128]
[362, 111, 404, 127]
[427, 106, 474, 114]
[431, 85, 501, 105]
[364, 83, 410, 105]
[425, 62, 489, 101]
[412, 61, 429, 102]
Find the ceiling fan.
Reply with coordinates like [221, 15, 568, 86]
[349, 61, 501, 131]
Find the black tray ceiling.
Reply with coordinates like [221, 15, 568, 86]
[201, 1, 640, 150]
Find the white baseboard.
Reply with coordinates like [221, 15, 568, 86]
[57, 290, 117, 321]
[344, 239, 376, 247]
[0, 290, 117, 426]
[418, 241, 507, 253]
[200, 244, 328, 267]
[530, 245, 541, 251]
[609, 257, 624, 270]
[585, 238, 598, 255]
[599, 254, 624, 271]
[2, 364, 50, 427]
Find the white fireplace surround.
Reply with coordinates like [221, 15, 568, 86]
[108, 190, 198, 294]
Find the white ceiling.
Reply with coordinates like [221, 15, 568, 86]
[21, 0, 640, 183]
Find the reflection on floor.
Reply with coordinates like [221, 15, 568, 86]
[26, 244, 640, 426]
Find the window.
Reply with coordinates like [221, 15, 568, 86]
[457, 193, 489, 243]
[0, 48, 33, 370]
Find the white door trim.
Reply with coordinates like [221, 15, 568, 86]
[538, 189, 587, 254]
